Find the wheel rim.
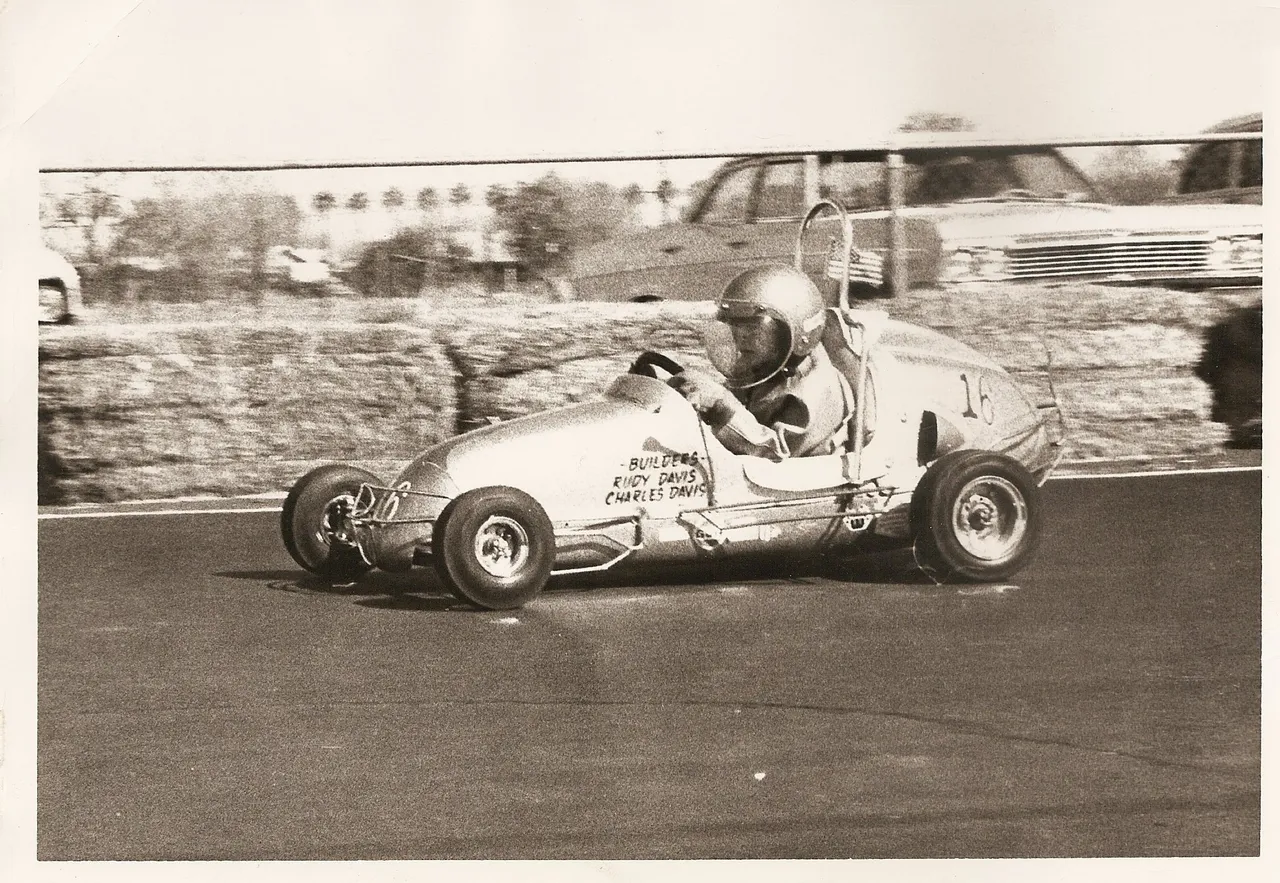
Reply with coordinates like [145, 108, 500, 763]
[950, 475, 1028, 562]
[316, 493, 359, 549]
[473, 515, 531, 579]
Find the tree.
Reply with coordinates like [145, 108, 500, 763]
[108, 190, 302, 298]
[54, 176, 122, 264]
[312, 191, 337, 213]
[622, 183, 645, 223]
[381, 186, 408, 235]
[348, 225, 451, 297]
[382, 186, 405, 209]
[449, 183, 472, 207]
[654, 178, 676, 223]
[485, 175, 571, 276]
[312, 191, 338, 248]
[111, 197, 181, 261]
[486, 174, 636, 276]
[54, 197, 79, 223]
[1090, 145, 1177, 204]
[415, 186, 438, 213]
[899, 112, 976, 133]
[345, 192, 370, 241]
[485, 183, 512, 214]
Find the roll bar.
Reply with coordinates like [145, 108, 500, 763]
[794, 199, 854, 310]
[795, 198, 881, 482]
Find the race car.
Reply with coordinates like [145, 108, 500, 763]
[281, 202, 1063, 609]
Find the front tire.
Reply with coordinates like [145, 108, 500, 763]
[911, 451, 1041, 581]
[281, 464, 380, 580]
[434, 486, 555, 610]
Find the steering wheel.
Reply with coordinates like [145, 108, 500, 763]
[628, 351, 686, 379]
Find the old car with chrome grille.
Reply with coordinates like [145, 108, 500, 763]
[564, 146, 1263, 301]
[1161, 113, 1262, 206]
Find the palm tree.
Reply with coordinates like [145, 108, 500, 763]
[654, 178, 676, 224]
[312, 191, 337, 247]
[446, 184, 473, 252]
[61, 178, 121, 264]
[416, 186, 438, 217]
[382, 187, 406, 233]
[484, 183, 511, 213]
[449, 183, 472, 232]
[346, 192, 369, 242]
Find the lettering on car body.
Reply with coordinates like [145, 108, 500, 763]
[605, 451, 707, 505]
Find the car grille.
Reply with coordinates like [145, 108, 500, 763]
[1007, 238, 1211, 279]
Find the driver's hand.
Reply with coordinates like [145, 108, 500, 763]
[669, 370, 736, 423]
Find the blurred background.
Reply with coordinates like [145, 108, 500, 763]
[10, 0, 1269, 506]
[10, 0, 1268, 314]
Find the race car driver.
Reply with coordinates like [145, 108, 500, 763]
[668, 265, 853, 460]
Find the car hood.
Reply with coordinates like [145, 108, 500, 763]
[923, 200, 1264, 244]
[397, 375, 708, 521]
[421, 398, 641, 484]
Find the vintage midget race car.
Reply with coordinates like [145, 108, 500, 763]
[282, 203, 1063, 609]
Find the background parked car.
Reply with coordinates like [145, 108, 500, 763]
[1161, 113, 1262, 205]
[566, 146, 1263, 301]
[38, 245, 83, 324]
[265, 245, 333, 290]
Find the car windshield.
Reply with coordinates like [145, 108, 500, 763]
[819, 150, 1097, 209]
[692, 149, 1100, 222]
[906, 152, 1098, 204]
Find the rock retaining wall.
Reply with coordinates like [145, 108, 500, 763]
[38, 285, 1259, 504]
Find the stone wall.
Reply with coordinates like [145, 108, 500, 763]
[38, 286, 1259, 504]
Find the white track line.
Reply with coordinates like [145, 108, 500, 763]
[36, 464, 1261, 521]
[1049, 465, 1262, 481]
[39, 506, 283, 520]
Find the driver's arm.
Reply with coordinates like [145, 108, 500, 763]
[669, 371, 808, 461]
[712, 397, 810, 460]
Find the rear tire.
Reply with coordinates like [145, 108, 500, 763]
[434, 486, 555, 610]
[281, 465, 380, 580]
[911, 450, 1041, 581]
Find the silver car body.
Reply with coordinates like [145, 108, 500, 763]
[352, 309, 1060, 576]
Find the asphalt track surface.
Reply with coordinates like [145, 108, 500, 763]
[36, 466, 1261, 860]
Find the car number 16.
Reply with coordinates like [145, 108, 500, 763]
[960, 373, 996, 424]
